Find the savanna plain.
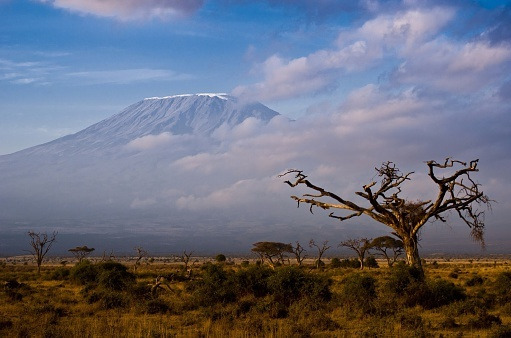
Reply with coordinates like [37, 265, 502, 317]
[2, 255, 511, 337]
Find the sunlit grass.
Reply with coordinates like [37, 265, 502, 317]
[1, 258, 511, 337]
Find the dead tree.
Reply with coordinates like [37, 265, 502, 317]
[148, 276, 174, 297]
[251, 242, 293, 269]
[369, 236, 404, 267]
[26, 231, 57, 274]
[133, 246, 148, 272]
[292, 241, 307, 266]
[340, 238, 372, 270]
[68, 246, 95, 263]
[309, 239, 331, 269]
[280, 159, 490, 272]
[181, 250, 193, 271]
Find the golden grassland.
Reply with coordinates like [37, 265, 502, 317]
[1, 257, 511, 337]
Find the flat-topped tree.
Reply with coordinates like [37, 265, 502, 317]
[369, 236, 404, 267]
[280, 159, 490, 271]
[251, 241, 293, 268]
[68, 246, 95, 263]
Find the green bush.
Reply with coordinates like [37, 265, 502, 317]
[267, 266, 331, 307]
[493, 271, 511, 304]
[338, 258, 361, 268]
[340, 273, 377, 313]
[330, 258, 341, 268]
[364, 256, 379, 268]
[490, 324, 511, 338]
[233, 264, 272, 298]
[96, 262, 135, 291]
[468, 310, 502, 329]
[188, 263, 236, 306]
[70, 260, 98, 285]
[425, 278, 466, 308]
[49, 267, 70, 281]
[98, 291, 130, 310]
[145, 299, 169, 314]
[466, 274, 484, 286]
[215, 254, 227, 262]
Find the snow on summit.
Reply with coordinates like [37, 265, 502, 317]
[144, 93, 230, 100]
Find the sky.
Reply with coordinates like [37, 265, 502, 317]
[0, 0, 511, 255]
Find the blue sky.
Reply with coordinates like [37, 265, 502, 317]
[2, 0, 507, 155]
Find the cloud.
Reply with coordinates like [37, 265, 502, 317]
[67, 68, 191, 85]
[0, 58, 63, 85]
[233, 7, 455, 101]
[38, 0, 204, 20]
[393, 39, 511, 92]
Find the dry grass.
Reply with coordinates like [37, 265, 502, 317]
[1, 258, 511, 337]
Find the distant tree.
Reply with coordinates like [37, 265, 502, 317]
[181, 250, 193, 271]
[292, 241, 307, 266]
[309, 239, 331, 269]
[68, 246, 95, 263]
[280, 159, 490, 272]
[215, 254, 227, 262]
[370, 236, 404, 267]
[133, 246, 148, 272]
[27, 231, 57, 274]
[339, 238, 372, 270]
[251, 242, 293, 268]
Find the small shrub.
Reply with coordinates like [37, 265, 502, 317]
[439, 316, 459, 329]
[145, 299, 169, 314]
[364, 256, 379, 268]
[490, 324, 511, 338]
[330, 257, 341, 268]
[267, 266, 331, 307]
[447, 298, 488, 316]
[340, 273, 377, 313]
[493, 271, 511, 304]
[49, 267, 70, 281]
[215, 254, 227, 262]
[98, 291, 130, 310]
[233, 264, 272, 298]
[425, 278, 466, 308]
[468, 310, 502, 329]
[240, 260, 250, 267]
[339, 258, 360, 268]
[70, 260, 98, 285]
[466, 274, 484, 286]
[97, 264, 136, 291]
[399, 313, 424, 330]
[188, 263, 236, 306]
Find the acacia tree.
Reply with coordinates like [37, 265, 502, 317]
[292, 241, 307, 266]
[133, 246, 148, 272]
[369, 236, 403, 267]
[280, 159, 490, 271]
[68, 246, 95, 263]
[27, 231, 57, 274]
[339, 238, 372, 270]
[309, 239, 331, 269]
[251, 241, 293, 268]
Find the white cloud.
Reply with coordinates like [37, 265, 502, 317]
[39, 0, 204, 20]
[67, 68, 191, 85]
[394, 39, 511, 92]
[233, 7, 455, 101]
[126, 132, 174, 151]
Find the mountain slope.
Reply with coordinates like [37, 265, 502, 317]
[10, 93, 279, 157]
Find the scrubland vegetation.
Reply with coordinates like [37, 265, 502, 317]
[1, 257, 511, 337]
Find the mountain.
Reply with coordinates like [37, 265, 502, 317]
[8, 93, 279, 158]
[0, 93, 291, 254]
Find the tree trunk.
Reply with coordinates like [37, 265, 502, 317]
[403, 235, 422, 271]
